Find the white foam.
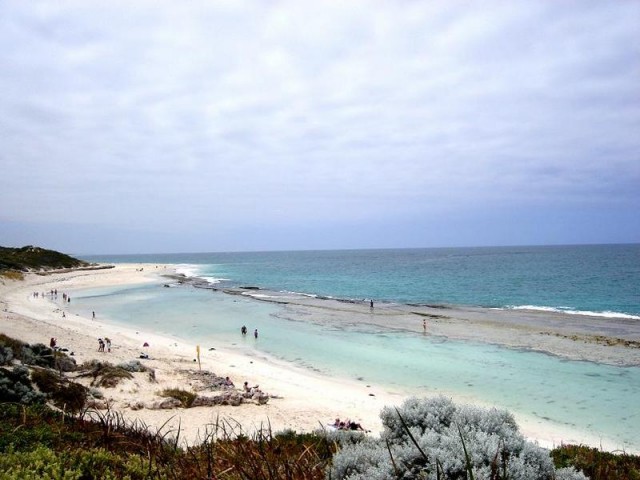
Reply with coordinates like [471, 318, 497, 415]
[175, 264, 200, 278]
[242, 293, 277, 299]
[175, 264, 225, 285]
[507, 305, 640, 320]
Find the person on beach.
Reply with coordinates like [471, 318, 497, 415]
[241, 325, 247, 336]
[254, 329, 258, 339]
[49, 337, 56, 349]
[105, 337, 111, 352]
[243, 381, 260, 393]
[423, 318, 426, 333]
[370, 299, 374, 309]
[92, 311, 95, 320]
[98, 338, 105, 352]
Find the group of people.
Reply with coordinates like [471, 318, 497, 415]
[97, 337, 111, 352]
[216, 377, 261, 394]
[240, 325, 259, 339]
[33, 289, 75, 319]
[243, 381, 262, 394]
[332, 418, 366, 431]
[32, 289, 71, 303]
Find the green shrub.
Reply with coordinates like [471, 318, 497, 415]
[30, 368, 59, 393]
[0, 334, 26, 366]
[0, 445, 81, 480]
[552, 444, 640, 480]
[31, 368, 87, 413]
[0, 335, 74, 371]
[0, 344, 13, 366]
[0, 245, 88, 272]
[20, 343, 55, 369]
[0, 445, 152, 480]
[0, 365, 45, 405]
[0, 404, 62, 452]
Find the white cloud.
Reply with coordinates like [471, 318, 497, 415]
[0, 0, 638, 250]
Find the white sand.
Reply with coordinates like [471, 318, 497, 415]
[0, 265, 635, 452]
[0, 265, 400, 444]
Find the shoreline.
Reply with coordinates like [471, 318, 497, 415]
[1, 264, 638, 453]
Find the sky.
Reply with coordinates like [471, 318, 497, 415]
[1, 1, 639, 255]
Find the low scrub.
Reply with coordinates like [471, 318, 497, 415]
[0, 403, 334, 479]
[552, 444, 640, 480]
[77, 361, 133, 388]
[159, 388, 196, 408]
[0, 365, 46, 405]
[0, 334, 76, 371]
[0, 245, 88, 272]
[31, 367, 88, 413]
[0, 444, 150, 480]
[0, 270, 24, 281]
[329, 396, 588, 479]
[0, 399, 637, 479]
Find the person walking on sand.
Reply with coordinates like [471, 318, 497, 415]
[105, 337, 111, 352]
[98, 338, 105, 352]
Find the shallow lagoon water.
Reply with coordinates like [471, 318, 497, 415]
[70, 281, 640, 451]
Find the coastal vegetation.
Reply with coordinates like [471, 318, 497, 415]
[0, 245, 89, 274]
[2, 334, 640, 479]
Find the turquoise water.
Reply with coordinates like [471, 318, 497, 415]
[81, 244, 640, 318]
[75, 245, 640, 449]
[70, 279, 640, 452]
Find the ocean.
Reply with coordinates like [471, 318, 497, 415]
[81, 244, 640, 318]
[76, 244, 640, 450]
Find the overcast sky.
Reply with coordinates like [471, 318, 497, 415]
[1, 1, 638, 254]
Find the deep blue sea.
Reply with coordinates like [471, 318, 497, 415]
[81, 244, 640, 318]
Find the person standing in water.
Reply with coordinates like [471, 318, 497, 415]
[254, 329, 258, 339]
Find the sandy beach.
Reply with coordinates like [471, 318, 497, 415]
[1, 264, 638, 452]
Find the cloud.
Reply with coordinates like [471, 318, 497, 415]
[0, 0, 638, 251]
